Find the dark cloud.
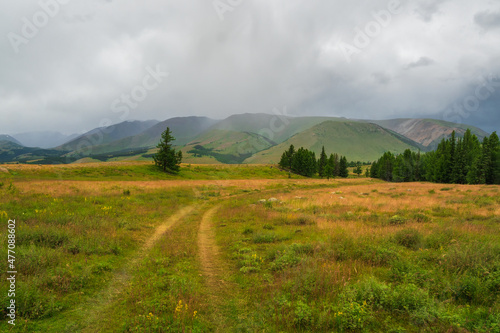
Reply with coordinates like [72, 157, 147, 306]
[0, 0, 499, 135]
[414, 0, 448, 22]
[474, 10, 500, 30]
[405, 57, 435, 70]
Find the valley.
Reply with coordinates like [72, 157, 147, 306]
[0, 114, 490, 166]
[0, 163, 499, 332]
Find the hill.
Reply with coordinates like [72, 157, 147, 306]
[73, 117, 220, 156]
[372, 118, 490, 150]
[0, 135, 23, 146]
[244, 121, 421, 163]
[0, 140, 67, 164]
[59, 120, 159, 153]
[211, 113, 340, 143]
[180, 129, 275, 164]
[1, 114, 492, 165]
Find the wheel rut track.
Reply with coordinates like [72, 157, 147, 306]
[78, 205, 195, 332]
[197, 205, 230, 298]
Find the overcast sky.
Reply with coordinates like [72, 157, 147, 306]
[1, 0, 500, 135]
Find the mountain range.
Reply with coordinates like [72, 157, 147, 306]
[0, 114, 490, 165]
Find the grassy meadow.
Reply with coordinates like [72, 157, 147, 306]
[0, 162, 499, 332]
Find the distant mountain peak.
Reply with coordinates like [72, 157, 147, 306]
[0, 135, 23, 146]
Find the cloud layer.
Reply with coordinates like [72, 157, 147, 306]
[1, 0, 499, 134]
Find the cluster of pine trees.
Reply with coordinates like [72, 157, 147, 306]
[371, 130, 500, 184]
[279, 145, 349, 178]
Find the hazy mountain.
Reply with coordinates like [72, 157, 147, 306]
[371, 119, 490, 150]
[0, 135, 23, 146]
[12, 131, 79, 149]
[1, 113, 492, 165]
[245, 121, 422, 164]
[70, 116, 220, 156]
[58, 120, 159, 152]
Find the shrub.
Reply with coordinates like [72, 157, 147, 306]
[394, 228, 422, 250]
[293, 300, 313, 328]
[344, 277, 391, 309]
[388, 284, 437, 325]
[389, 215, 407, 225]
[333, 301, 373, 332]
[270, 249, 300, 271]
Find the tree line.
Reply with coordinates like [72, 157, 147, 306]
[370, 129, 500, 184]
[279, 145, 350, 178]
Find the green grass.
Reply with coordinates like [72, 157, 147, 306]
[0, 185, 196, 332]
[0, 163, 293, 181]
[211, 185, 500, 332]
[1, 164, 499, 332]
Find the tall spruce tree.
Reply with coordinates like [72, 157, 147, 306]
[478, 136, 491, 184]
[325, 154, 335, 180]
[339, 156, 349, 178]
[318, 146, 328, 178]
[153, 127, 182, 173]
[279, 145, 295, 170]
[488, 132, 500, 184]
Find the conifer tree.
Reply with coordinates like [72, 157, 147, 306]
[488, 132, 500, 184]
[318, 146, 328, 178]
[339, 156, 349, 178]
[153, 127, 182, 173]
[325, 154, 335, 180]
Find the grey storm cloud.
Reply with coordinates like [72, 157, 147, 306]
[475, 10, 500, 30]
[414, 0, 448, 22]
[405, 57, 435, 70]
[0, 0, 499, 135]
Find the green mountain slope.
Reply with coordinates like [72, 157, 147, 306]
[59, 120, 159, 152]
[244, 121, 421, 164]
[0, 140, 67, 164]
[181, 129, 275, 164]
[0, 135, 23, 146]
[372, 118, 490, 150]
[211, 113, 343, 143]
[65, 117, 219, 157]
